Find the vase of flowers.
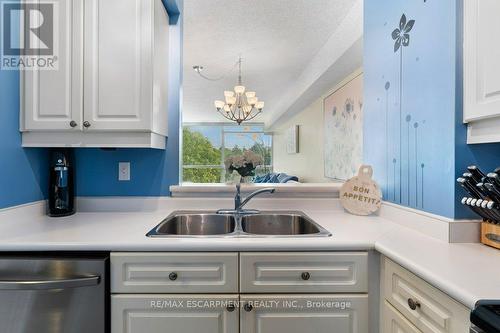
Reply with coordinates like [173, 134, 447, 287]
[225, 150, 263, 183]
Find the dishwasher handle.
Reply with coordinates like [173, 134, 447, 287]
[0, 275, 101, 290]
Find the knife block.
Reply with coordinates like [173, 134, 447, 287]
[481, 222, 500, 250]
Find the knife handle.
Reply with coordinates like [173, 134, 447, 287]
[485, 183, 500, 202]
[458, 178, 483, 199]
[462, 197, 491, 222]
[468, 165, 487, 184]
[487, 173, 500, 190]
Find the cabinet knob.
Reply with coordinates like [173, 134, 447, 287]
[407, 298, 421, 310]
[168, 272, 178, 281]
[83, 121, 91, 128]
[226, 304, 236, 312]
[243, 303, 253, 312]
[69, 120, 77, 128]
[301, 272, 311, 281]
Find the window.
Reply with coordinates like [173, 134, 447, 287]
[182, 124, 272, 183]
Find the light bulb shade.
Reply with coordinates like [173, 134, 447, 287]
[223, 105, 231, 112]
[255, 101, 265, 109]
[247, 97, 258, 105]
[245, 91, 256, 98]
[226, 96, 236, 105]
[224, 91, 234, 98]
[234, 85, 245, 94]
[242, 105, 252, 113]
[247, 97, 259, 105]
[214, 100, 225, 109]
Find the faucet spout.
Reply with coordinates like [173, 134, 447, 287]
[216, 184, 276, 215]
[237, 186, 275, 211]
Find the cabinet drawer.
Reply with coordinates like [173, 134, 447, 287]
[383, 300, 423, 333]
[240, 294, 369, 333]
[112, 294, 239, 333]
[240, 252, 368, 293]
[111, 252, 238, 293]
[382, 258, 470, 333]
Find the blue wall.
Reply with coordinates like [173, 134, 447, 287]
[0, 70, 48, 209]
[0, 0, 48, 209]
[75, 5, 182, 196]
[364, 0, 500, 219]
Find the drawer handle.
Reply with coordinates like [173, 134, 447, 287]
[168, 272, 178, 281]
[407, 298, 421, 311]
[69, 120, 77, 128]
[226, 304, 236, 312]
[244, 303, 253, 312]
[83, 121, 91, 128]
[301, 272, 311, 281]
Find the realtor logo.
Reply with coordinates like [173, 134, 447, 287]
[1, 1, 59, 70]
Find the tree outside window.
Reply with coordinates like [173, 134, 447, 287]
[182, 124, 272, 183]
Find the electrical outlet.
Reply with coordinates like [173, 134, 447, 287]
[118, 162, 130, 181]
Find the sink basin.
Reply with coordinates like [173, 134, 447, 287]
[147, 212, 236, 237]
[241, 212, 331, 237]
[147, 211, 330, 238]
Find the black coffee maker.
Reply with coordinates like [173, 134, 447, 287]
[48, 149, 75, 217]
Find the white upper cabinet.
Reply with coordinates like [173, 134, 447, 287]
[464, 0, 500, 144]
[21, 0, 170, 149]
[21, 0, 83, 132]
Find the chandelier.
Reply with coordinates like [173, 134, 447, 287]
[213, 57, 265, 125]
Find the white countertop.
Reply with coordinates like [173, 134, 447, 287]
[0, 196, 499, 309]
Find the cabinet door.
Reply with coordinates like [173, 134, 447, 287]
[240, 295, 368, 333]
[383, 301, 423, 333]
[464, 0, 500, 122]
[240, 252, 368, 294]
[22, 0, 83, 131]
[83, 0, 152, 131]
[112, 295, 239, 333]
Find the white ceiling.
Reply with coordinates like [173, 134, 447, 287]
[182, 0, 362, 125]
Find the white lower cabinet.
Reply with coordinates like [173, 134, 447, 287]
[110, 252, 370, 333]
[383, 300, 422, 333]
[111, 294, 239, 333]
[380, 257, 470, 333]
[240, 294, 369, 333]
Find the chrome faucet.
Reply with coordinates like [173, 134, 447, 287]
[217, 183, 275, 215]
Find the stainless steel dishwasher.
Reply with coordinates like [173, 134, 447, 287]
[0, 254, 108, 333]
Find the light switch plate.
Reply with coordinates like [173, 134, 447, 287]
[118, 162, 130, 181]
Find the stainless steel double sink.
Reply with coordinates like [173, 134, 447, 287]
[146, 211, 331, 238]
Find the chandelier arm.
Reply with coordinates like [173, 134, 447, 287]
[217, 108, 234, 122]
[224, 92, 238, 121]
[243, 110, 263, 121]
[227, 102, 238, 121]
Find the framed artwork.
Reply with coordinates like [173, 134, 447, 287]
[323, 73, 363, 180]
[286, 125, 299, 154]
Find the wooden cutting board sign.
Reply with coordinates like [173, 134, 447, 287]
[340, 165, 382, 216]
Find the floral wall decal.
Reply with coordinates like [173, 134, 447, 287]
[391, 13, 415, 205]
[392, 14, 415, 53]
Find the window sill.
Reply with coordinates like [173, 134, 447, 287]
[169, 183, 343, 198]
